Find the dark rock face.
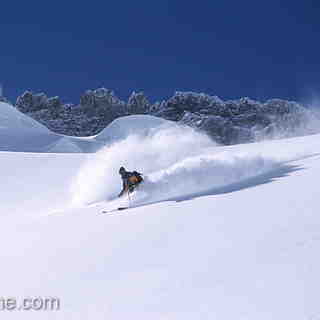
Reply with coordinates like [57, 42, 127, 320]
[12, 89, 317, 144]
[16, 91, 49, 112]
[179, 111, 254, 145]
[161, 93, 315, 144]
[14, 88, 128, 136]
[153, 92, 224, 121]
[127, 92, 150, 115]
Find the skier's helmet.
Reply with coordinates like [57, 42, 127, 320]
[119, 166, 126, 174]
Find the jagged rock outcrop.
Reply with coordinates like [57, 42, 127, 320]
[152, 92, 224, 121]
[153, 92, 315, 144]
[76, 88, 127, 134]
[15, 88, 128, 136]
[16, 91, 50, 112]
[179, 111, 254, 144]
[127, 91, 150, 115]
[80, 88, 125, 111]
[13, 89, 318, 144]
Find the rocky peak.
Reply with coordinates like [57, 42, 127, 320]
[80, 88, 124, 108]
[16, 91, 46, 112]
[127, 91, 150, 114]
[153, 91, 225, 121]
[16, 91, 62, 113]
[168, 92, 216, 110]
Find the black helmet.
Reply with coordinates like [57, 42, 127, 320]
[119, 166, 126, 174]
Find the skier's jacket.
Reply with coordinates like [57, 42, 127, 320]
[119, 170, 143, 197]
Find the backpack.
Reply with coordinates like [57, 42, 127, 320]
[128, 171, 143, 185]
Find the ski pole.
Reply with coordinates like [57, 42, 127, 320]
[127, 189, 131, 207]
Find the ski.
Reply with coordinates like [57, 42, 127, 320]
[101, 207, 128, 214]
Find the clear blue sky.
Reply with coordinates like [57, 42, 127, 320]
[1, 0, 319, 104]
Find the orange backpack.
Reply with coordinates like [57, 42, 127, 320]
[128, 172, 143, 185]
[128, 175, 140, 184]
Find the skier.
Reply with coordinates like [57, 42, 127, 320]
[118, 167, 143, 197]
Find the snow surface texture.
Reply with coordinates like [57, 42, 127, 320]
[1, 111, 320, 319]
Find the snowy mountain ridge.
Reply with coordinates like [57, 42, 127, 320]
[11, 88, 320, 144]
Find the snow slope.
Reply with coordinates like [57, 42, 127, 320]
[0, 114, 320, 319]
[0, 102, 100, 152]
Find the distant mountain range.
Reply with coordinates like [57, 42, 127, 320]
[1, 88, 318, 145]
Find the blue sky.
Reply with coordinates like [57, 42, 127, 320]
[0, 0, 319, 104]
